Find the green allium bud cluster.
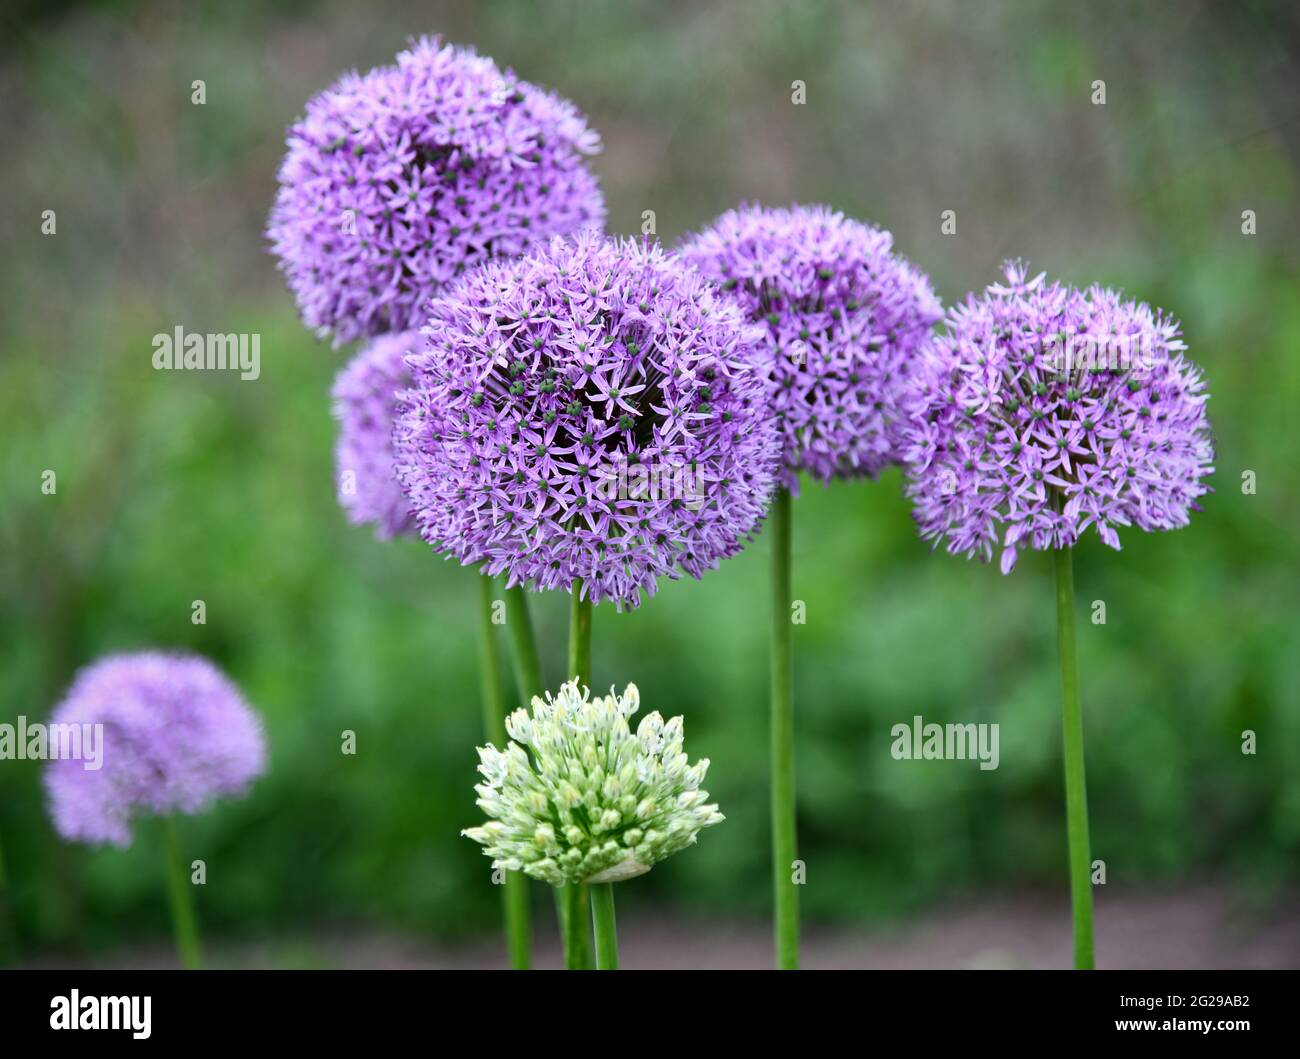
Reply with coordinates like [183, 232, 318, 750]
[463, 680, 723, 887]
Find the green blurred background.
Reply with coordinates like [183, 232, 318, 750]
[2, 0, 1298, 967]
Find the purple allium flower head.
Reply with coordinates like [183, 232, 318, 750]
[268, 36, 606, 345]
[394, 229, 780, 609]
[679, 203, 942, 491]
[44, 652, 267, 847]
[903, 262, 1214, 574]
[332, 331, 418, 539]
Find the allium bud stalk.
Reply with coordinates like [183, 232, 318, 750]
[904, 263, 1214, 969]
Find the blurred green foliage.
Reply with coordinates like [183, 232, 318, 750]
[1, 0, 1298, 959]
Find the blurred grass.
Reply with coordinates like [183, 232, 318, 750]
[1, 0, 1298, 958]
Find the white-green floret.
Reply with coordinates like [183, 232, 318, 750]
[462, 679, 724, 887]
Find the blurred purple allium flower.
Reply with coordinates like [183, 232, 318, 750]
[44, 652, 267, 847]
[679, 203, 942, 491]
[394, 229, 780, 609]
[268, 36, 606, 345]
[903, 262, 1214, 574]
[332, 331, 418, 539]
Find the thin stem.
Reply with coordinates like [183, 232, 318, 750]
[503, 584, 545, 702]
[1053, 542, 1095, 970]
[0, 826, 15, 965]
[476, 574, 532, 970]
[590, 882, 619, 970]
[770, 487, 799, 970]
[567, 579, 592, 688]
[501, 584, 553, 972]
[561, 579, 595, 969]
[561, 881, 592, 970]
[162, 817, 201, 971]
[555, 882, 571, 963]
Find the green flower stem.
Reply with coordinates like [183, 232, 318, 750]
[502, 583, 565, 972]
[476, 574, 531, 970]
[590, 882, 619, 970]
[560, 880, 592, 970]
[0, 827, 15, 965]
[503, 584, 545, 702]
[1052, 542, 1095, 970]
[562, 579, 595, 970]
[770, 486, 799, 970]
[162, 817, 201, 971]
[567, 580, 592, 688]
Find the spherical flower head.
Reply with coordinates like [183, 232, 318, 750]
[679, 203, 942, 490]
[463, 680, 723, 887]
[332, 331, 419, 539]
[268, 36, 606, 345]
[394, 230, 780, 609]
[43, 652, 267, 847]
[903, 262, 1214, 573]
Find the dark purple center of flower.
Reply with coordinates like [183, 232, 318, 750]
[462, 311, 689, 468]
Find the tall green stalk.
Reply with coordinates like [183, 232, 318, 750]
[590, 882, 619, 970]
[476, 574, 531, 970]
[770, 487, 799, 969]
[560, 879, 592, 970]
[1052, 541, 1095, 969]
[560, 580, 595, 970]
[162, 817, 201, 970]
[0, 827, 15, 965]
[567, 580, 592, 688]
[503, 582, 578, 970]
[503, 585, 544, 702]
